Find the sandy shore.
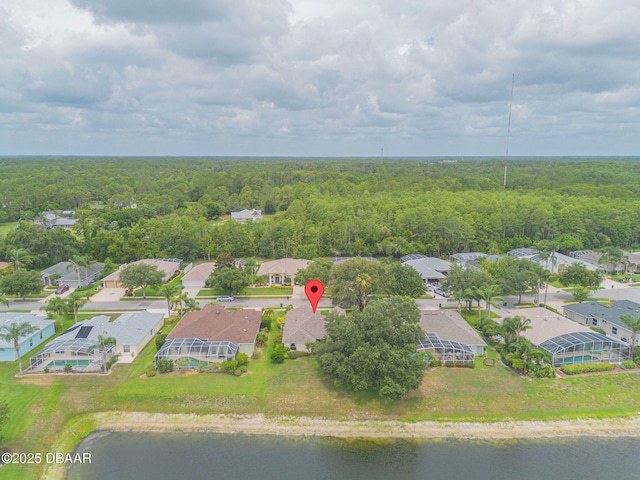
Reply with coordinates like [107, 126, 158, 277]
[91, 411, 640, 439]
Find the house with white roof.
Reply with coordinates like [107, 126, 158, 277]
[231, 209, 263, 223]
[257, 258, 310, 285]
[29, 311, 164, 372]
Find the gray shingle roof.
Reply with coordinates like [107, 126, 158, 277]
[55, 311, 164, 346]
[419, 310, 485, 347]
[564, 300, 640, 330]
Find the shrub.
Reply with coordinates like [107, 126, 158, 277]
[208, 363, 221, 373]
[236, 353, 249, 366]
[157, 359, 174, 373]
[270, 346, 286, 364]
[272, 332, 283, 344]
[251, 351, 262, 360]
[528, 363, 556, 378]
[43, 367, 50, 373]
[561, 363, 614, 375]
[431, 360, 441, 367]
[221, 360, 238, 373]
[233, 368, 243, 376]
[197, 362, 209, 373]
[444, 361, 474, 368]
[287, 351, 298, 360]
[155, 334, 168, 350]
[239, 365, 248, 373]
[145, 369, 156, 377]
[63, 363, 73, 373]
[256, 332, 267, 347]
[105, 355, 119, 371]
[621, 360, 636, 369]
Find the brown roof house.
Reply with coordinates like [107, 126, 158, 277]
[168, 305, 262, 357]
[257, 258, 310, 285]
[282, 305, 344, 352]
[102, 259, 181, 288]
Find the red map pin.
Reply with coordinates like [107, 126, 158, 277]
[304, 280, 324, 313]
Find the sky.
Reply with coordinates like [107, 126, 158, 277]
[1, 0, 639, 157]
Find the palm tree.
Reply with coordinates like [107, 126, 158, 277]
[501, 315, 532, 345]
[598, 247, 625, 275]
[43, 297, 68, 328]
[68, 255, 91, 287]
[171, 288, 190, 317]
[66, 294, 88, 323]
[9, 248, 33, 271]
[620, 314, 640, 351]
[91, 334, 117, 373]
[471, 286, 483, 322]
[356, 273, 371, 312]
[479, 284, 504, 320]
[0, 321, 38, 374]
[245, 257, 257, 286]
[158, 284, 178, 317]
[183, 298, 201, 313]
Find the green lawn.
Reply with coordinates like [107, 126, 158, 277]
[0, 221, 19, 237]
[197, 286, 293, 297]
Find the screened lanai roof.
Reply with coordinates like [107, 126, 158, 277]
[156, 338, 239, 359]
[417, 333, 473, 355]
[36, 338, 101, 356]
[538, 331, 625, 355]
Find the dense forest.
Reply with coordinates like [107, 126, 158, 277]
[1, 156, 640, 266]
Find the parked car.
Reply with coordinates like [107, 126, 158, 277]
[216, 295, 235, 302]
[55, 284, 70, 295]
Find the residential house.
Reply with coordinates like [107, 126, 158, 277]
[508, 248, 599, 273]
[41, 261, 105, 288]
[417, 310, 486, 363]
[181, 263, 216, 289]
[282, 305, 344, 352]
[102, 258, 182, 288]
[156, 306, 261, 367]
[571, 250, 640, 274]
[231, 209, 263, 223]
[29, 311, 164, 371]
[329, 257, 378, 266]
[35, 212, 77, 230]
[450, 252, 502, 270]
[257, 258, 310, 285]
[401, 257, 451, 284]
[0, 313, 56, 362]
[503, 307, 630, 366]
[564, 300, 640, 346]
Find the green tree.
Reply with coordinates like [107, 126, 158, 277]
[207, 267, 248, 295]
[330, 258, 385, 310]
[571, 286, 592, 303]
[0, 321, 38, 374]
[620, 314, 640, 350]
[478, 284, 503, 320]
[295, 259, 332, 286]
[598, 247, 625, 274]
[9, 248, 33, 271]
[385, 263, 425, 298]
[158, 284, 178, 317]
[316, 297, 426, 400]
[43, 296, 69, 328]
[119, 263, 164, 299]
[0, 296, 8, 308]
[215, 252, 236, 269]
[66, 293, 88, 323]
[501, 315, 532, 345]
[0, 270, 43, 299]
[68, 254, 91, 286]
[92, 334, 117, 373]
[559, 264, 603, 289]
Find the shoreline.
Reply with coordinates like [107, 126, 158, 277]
[44, 412, 640, 480]
[90, 411, 640, 439]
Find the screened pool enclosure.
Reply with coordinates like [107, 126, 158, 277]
[154, 338, 239, 369]
[538, 331, 631, 366]
[29, 338, 113, 372]
[417, 333, 475, 364]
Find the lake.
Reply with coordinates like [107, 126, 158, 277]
[68, 432, 640, 480]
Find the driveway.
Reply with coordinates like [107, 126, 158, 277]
[91, 288, 126, 302]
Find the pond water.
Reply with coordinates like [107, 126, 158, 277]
[68, 432, 640, 480]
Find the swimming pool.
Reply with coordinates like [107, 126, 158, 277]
[556, 355, 596, 365]
[46, 359, 90, 368]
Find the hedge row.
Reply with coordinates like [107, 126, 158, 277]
[560, 363, 614, 375]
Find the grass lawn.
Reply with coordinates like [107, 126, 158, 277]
[0, 221, 19, 237]
[197, 286, 293, 297]
[4, 315, 640, 479]
[548, 280, 566, 288]
[132, 274, 184, 297]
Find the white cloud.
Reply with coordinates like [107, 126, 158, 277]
[1, 0, 639, 155]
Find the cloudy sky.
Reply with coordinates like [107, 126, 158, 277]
[1, 0, 639, 156]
